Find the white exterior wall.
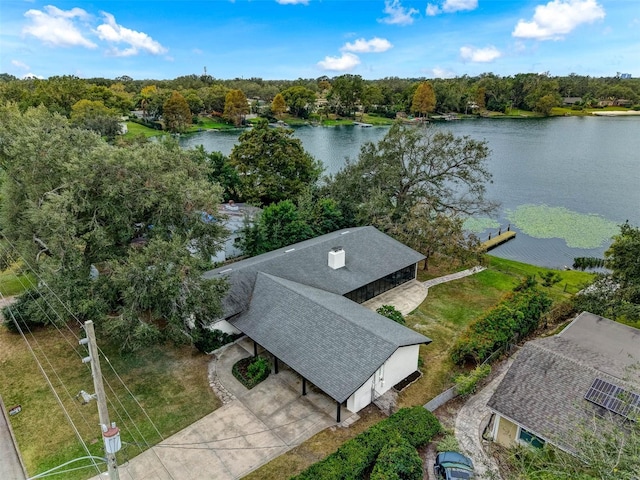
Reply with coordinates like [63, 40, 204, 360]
[211, 319, 242, 335]
[347, 344, 420, 413]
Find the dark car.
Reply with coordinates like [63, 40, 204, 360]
[434, 451, 475, 479]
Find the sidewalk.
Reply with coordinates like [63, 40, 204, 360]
[423, 266, 486, 289]
[454, 358, 513, 480]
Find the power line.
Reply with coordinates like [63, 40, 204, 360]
[0, 237, 165, 441]
[0, 237, 174, 478]
[1, 295, 102, 476]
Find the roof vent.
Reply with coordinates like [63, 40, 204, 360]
[328, 246, 345, 270]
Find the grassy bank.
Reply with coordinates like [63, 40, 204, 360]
[399, 255, 593, 407]
[0, 324, 220, 479]
[123, 121, 165, 139]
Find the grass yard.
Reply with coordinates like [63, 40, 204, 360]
[187, 116, 236, 131]
[360, 113, 395, 125]
[0, 324, 220, 479]
[123, 121, 165, 139]
[0, 269, 33, 297]
[398, 255, 594, 407]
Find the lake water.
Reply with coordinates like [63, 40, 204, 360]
[180, 117, 640, 269]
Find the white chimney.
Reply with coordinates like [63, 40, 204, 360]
[328, 247, 345, 269]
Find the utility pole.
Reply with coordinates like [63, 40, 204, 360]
[81, 321, 121, 480]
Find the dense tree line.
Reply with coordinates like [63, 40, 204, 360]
[1, 73, 639, 129]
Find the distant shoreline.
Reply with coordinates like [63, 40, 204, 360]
[591, 110, 640, 116]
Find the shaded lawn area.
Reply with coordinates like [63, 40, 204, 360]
[0, 270, 33, 297]
[0, 324, 219, 479]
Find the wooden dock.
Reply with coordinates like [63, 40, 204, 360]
[480, 230, 516, 252]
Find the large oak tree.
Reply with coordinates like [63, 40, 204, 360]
[326, 122, 496, 267]
[229, 119, 322, 205]
[0, 104, 228, 350]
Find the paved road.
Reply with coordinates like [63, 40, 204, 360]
[0, 396, 27, 480]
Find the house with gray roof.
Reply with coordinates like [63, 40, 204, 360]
[204, 226, 431, 420]
[487, 312, 640, 453]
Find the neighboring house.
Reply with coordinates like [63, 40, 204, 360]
[210, 201, 261, 263]
[562, 97, 582, 106]
[487, 312, 640, 453]
[204, 226, 431, 420]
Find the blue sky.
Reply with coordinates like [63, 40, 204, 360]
[1, 0, 638, 80]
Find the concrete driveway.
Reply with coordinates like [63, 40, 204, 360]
[90, 340, 346, 480]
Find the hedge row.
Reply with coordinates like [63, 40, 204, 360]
[370, 434, 423, 480]
[292, 406, 441, 480]
[450, 283, 552, 366]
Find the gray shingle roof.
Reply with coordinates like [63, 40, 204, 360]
[204, 226, 425, 318]
[231, 273, 431, 403]
[487, 312, 640, 452]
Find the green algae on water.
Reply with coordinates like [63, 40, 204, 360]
[463, 217, 501, 234]
[506, 204, 619, 249]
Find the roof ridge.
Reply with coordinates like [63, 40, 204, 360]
[258, 272, 409, 348]
[530, 338, 640, 388]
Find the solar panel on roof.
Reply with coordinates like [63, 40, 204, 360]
[584, 378, 640, 421]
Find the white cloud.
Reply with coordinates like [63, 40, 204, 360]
[342, 37, 392, 53]
[23, 5, 97, 48]
[275, 0, 309, 4]
[12, 60, 30, 70]
[426, 4, 440, 16]
[427, 0, 478, 16]
[317, 52, 360, 71]
[379, 0, 418, 26]
[428, 67, 456, 78]
[23, 73, 45, 79]
[96, 12, 167, 56]
[460, 45, 502, 62]
[513, 0, 605, 40]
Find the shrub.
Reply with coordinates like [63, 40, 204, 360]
[376, 304, 406, 325]
[370, 434, 423, 480]
[539, 271, 561, 287]
[232, 356, 270, 389]
[293, 407, 441, 480]
[436, 432, 461, 453]
[450, 284, 552, 365]
[454, 364, 491, 396]
[247, 356, 270, 380]
[192, 326, 239, 354]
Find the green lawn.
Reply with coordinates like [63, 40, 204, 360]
[123, 121, 165, 139]
[187, 116, 235, 131]
[0, 325, 220, 479]
[360, 113, 395, 125]
[399, 255, 593, 407]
